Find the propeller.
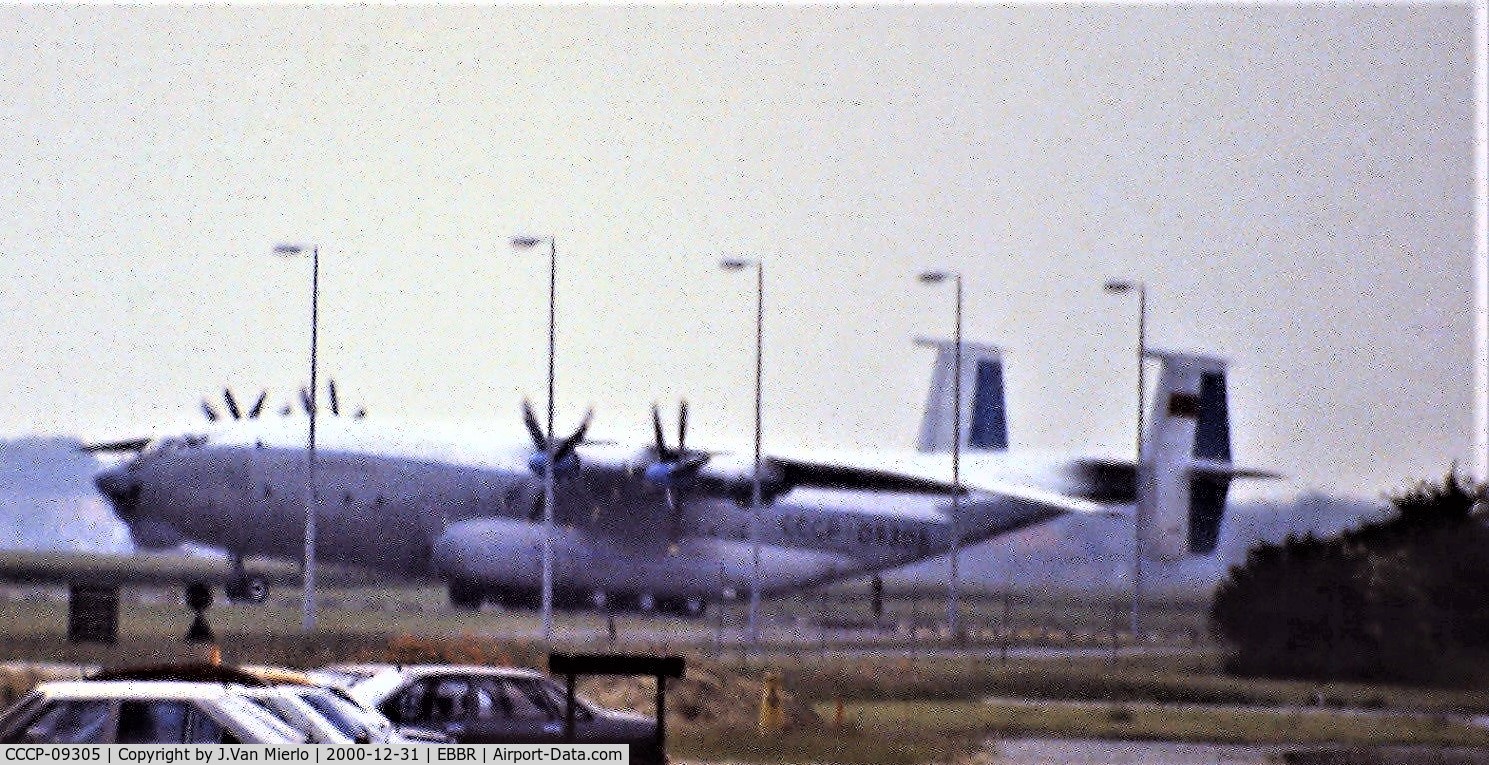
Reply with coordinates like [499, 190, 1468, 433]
[274, 379, 366, 419]
[80, 437, 151, 454]
[203, 388, 271, 421]
[521, 399, 595, 521]
[522, 399, 594, 475]
[643, 401, 710, 488]
[642, 401, 711, 541]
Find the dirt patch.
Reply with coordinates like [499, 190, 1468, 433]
[577, 666, 822, 731]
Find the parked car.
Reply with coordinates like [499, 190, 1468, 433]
[242, 667, 448, 744]
[0, 680, 307, 744]
[90, 661, 441, 745]
[317, 664, 659, 760]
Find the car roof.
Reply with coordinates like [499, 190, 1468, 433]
[319, 664, 544, 680]
[317, 664, 546, 705]
[35, 680, 253, 700]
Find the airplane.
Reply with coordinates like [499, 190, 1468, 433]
[78, 338, 1271, 618]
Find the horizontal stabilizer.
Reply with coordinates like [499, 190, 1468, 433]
[79, 438, 151, 454]
[768, 456, 1112, 516]
[1188, 460, 1282, 480]
[771, 457, 962, 495]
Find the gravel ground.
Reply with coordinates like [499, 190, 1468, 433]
[988, 738, 1282, 764]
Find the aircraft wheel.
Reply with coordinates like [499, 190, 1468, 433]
[225, 576, 269, 604]
[448, 580, 484, 611]
[656, 596, 707, 619]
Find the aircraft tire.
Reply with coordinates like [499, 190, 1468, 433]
[225, 576, 269, 604]
[448, 580, 484, 611]
[656, 596, 708, 619]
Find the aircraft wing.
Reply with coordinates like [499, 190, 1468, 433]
[0, 550, 374, 588]
[765, 452, 1115, 516]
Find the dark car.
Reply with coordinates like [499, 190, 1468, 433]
[318, 664, 661, 762]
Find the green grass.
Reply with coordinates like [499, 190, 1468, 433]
[768, 654, 1489, 715]
[832, 699, 1489, 748]
[10, 583, 1489, 762]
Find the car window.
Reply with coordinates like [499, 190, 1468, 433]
[223, 697, 307, 744]
[6, 700, 112, 744]
[184, 707, 227, 744]
[244, 698, 298, 731]
[118, 701, 189, 744]
[428, 679, 471, 724]
[0, 693, 46, 743]
[497, 679, 555, 721]
[386, 682, 428, 725]
[531, 680, 593, 722]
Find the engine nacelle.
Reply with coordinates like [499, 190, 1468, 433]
[127, 519, 186, 549]
[431, 518, 578, 587]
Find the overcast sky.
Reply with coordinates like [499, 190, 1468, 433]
[0, 4, 1477, 501]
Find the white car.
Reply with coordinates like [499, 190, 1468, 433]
[0, 681, 308, 744]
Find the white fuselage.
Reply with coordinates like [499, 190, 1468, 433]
[95, 417, 1088, 603]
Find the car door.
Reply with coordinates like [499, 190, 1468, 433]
[461, 677, 562, 744]
[381, 676, 477, 742]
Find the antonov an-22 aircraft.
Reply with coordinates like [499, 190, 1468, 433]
[69, 338, 1271, 616]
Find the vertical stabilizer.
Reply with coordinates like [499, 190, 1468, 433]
[915, 337, 1009, 453]
[1140, 350, 1234, 560]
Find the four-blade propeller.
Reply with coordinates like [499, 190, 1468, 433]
[202, 389, 269, 422]
[521, 399, 594, 521]
[522, 399, 594, 477]
[643, 401, 711, 489]
[642, 401, 712, 541]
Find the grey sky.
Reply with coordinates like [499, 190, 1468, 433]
[0, 4, 1475, 501]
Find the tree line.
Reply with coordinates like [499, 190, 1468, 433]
[1211, 472, 1489, 684]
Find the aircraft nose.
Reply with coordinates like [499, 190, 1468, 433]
[94, 465, 142, 518]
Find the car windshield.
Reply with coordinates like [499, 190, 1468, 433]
[0, 692, 45, 742]
[293, 690, 370, 741]
[5, 700, 111, 744]
[225, 698, 307, 744]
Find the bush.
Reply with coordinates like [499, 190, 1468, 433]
[1211, 471, 1489, 684]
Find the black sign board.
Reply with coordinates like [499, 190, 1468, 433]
[67, 585, 118, 644]
[548, 653, 685, 678]
[548, 652, 684, 760]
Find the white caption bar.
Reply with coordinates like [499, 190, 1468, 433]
[0, 746, 628, 765]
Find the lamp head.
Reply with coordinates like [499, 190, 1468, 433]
[511, 236, 548, 249]
[1104, 280, 1139, 294]
[274, 243, 309, 256]
[720, 258, 755, 271]
[917, 271, 953, 285]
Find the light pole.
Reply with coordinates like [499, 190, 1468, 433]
[1105, 279, 1147, 641]
[721, 257, 764, 646]
[274, 242, 320, 632]
[512, 235, 558, 642]
[918, 270, 962, 640]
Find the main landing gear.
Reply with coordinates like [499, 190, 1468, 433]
[446, 580, 707, 618]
